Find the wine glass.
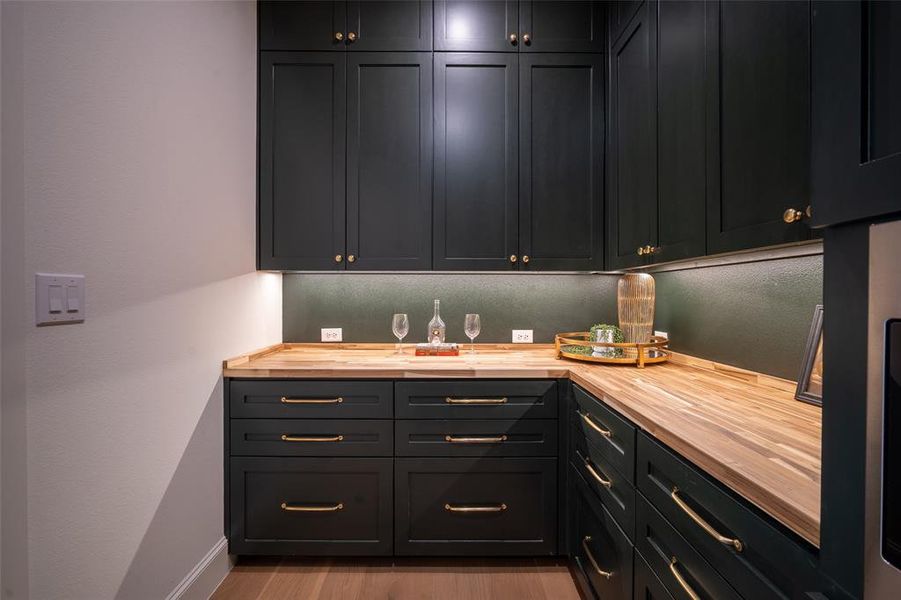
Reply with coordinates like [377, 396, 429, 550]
[464, 314, 481, 354]
[392, 314, 409, 355]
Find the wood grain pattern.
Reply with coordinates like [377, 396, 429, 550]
[223, 343, 822, 547]
[210, 557, 580, 600]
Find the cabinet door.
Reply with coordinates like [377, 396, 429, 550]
[520, 54, 604, 271]
[259, 53, 346, 270]
[434, 1, 518, 52]
[810, 0, 901, 227]
[609, 0, 643, 47]
[655, 0, 706, 263]
[347, 1, 433, 51]
[706, 0, 811, 254]
[520, 1, 605, 53]
[346, 53, 432, 270]
[607, 3, 657, 270]
[434, 53, 519, 270]
[258, 1, 347, 51]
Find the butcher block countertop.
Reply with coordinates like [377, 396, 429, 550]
[224, 343, 822, 547]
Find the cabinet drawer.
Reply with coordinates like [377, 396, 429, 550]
[573, 441, 636, 541]
[395, 380, 558, 419]
[229, 380, 393, 419]
[228, 457, 393, 555]
[394, 457, 557, 555]
[637, 433, 819, 600]
[230, 419, 393, 457]
[570, 464, 634, 600]
[634, 550, 676, 600]
[636, 495, 741, 600]
[395, 419, 557, 457]
[573, 384, 636, 483]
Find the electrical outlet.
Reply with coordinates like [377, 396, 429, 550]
[321, 328, 343, 342]
[654, 330, 669, 339]
[512, 329, 533, 343]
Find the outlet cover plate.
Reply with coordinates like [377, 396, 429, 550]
[654, 330, 669, 339]
[321, 328, 343, 342]
[512, 329, 533, 343]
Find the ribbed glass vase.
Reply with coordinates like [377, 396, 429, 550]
[617, 273, 656, 344]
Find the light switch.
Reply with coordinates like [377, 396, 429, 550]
[36, 273, 85, 325]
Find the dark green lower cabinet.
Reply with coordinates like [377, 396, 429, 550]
[395, 457, 558, 556]
[569, 464, 634, 600]
[635, 551, 676, 600]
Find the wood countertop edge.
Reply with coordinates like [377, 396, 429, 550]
[222, 343, 821, 548]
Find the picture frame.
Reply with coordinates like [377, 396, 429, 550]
[795, 304, 824, 406]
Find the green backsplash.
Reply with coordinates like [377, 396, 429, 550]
[283, 255, 822, 380]
[283, 274, 619, 345]
[652, 254, 823, 380]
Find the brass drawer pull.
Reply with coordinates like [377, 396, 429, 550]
[280, 502, 343, 512]
[581, 536, 614, 579]
[669, 558, 701, 600]
[445, 397, 508, 404]
[578, 411, 612, 438]
[280, 396, 343, 404]
[445, 435, 508, 444]
[444, 503, 507, 513]
[281, 434, 343, 442]
[584, 458, 613, 489]
[671, 488, 743, 552]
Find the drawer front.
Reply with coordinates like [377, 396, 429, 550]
[231, 419, 393, 457]
[637, 433, 819, 600]
[636, 495, 741, 600]
[635, 551, 676, 600]
[228, 457, 393, 555]
[395, 380, 558, 419]
[230, 380, 393, 419]
[573, 384, 636, 483]
[573, 439, 636, 540]
[394, 457, 557, 555]
[395, 419, 558, 457]
[570, 464, 634, 600]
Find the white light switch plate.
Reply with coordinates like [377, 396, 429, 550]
[512, 329, 533, 343]
[321, 328, 343, 342]
[36, 273, 85, 326]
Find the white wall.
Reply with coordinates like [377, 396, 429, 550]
[2, 2, 281, 599]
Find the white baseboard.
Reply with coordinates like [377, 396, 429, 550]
[166, 537, 233, 600]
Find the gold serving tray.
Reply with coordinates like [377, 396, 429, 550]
[554, 332, 670, 368]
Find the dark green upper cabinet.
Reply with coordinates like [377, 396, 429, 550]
[520, 54, 604, 270]
[259, 53, 346, 270]
[607, 1, 656, 270]
[259, 1, 347, 51]
[259, 1, 431, 52]
[519, 1, 605, 53]
[434, 0, 604, 53]
[608, 0, 643, 46]
[346, 53, 433, 270]
[655, 0, 706, 264]
[434, 53, 519, 270]
[434, 1, 518, 52]
[810, 0, 901, 227]
[347, 1, 433, 51]
[705, 0, 812, 254]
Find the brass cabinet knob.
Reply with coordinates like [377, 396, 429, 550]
[334, 32, 344, 42]
[509, 254, 518, 263]
[522, 33, 531, 44]
[522, 255, 530, 264]
[509, 33, 518, 45]
[646, 245, 658, 255]
[783, 205, 811, 224]
[347, 254, 356, 263]
[637, 247, 645, 256]
[335, 254, 343, 263]
[347, 31, 357, 42]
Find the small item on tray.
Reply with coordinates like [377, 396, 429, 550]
[415, 342, 460, 356]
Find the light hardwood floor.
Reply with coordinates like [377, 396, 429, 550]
[211, 557, 581, 600]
